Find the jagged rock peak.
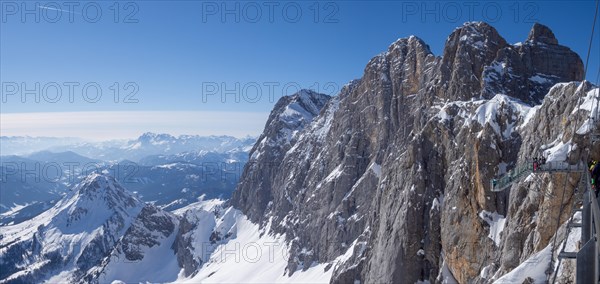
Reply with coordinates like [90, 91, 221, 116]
[527, 22, 559, 45]
[231, 89, 330, 221]
[268, 89, 331, 129]
[286, 89, 331, 116]
[138, 132, 176, 142]
[438, 21, 508, 101]
[448, 21, 506, 44]
[72, 173, 140, 210]
[75, 173, 123, 193]
[388, 35, 432, 53]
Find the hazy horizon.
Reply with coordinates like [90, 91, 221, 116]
[0, 111, 268, 140]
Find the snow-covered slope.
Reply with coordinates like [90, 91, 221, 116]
[177, 213, 334, 284]
[94, 206, 180, 283]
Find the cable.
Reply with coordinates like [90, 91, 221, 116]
[569, 0, 598, 144]
[583, 0, 599, 79]
[595, 67, 600, 122]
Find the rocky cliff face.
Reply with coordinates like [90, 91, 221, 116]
[232, 89, 331, 221]
[231, 22, 597, 283]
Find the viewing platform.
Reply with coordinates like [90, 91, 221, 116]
[490, 161, 587, 192]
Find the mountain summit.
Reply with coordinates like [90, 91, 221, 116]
[527, 22, 559, 45]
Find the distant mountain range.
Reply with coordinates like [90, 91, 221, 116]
[1, 133, 255, 162]
[0, 134, 255, 226]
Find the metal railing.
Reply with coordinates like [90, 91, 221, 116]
[491, 163, 533, 192]
[491, 161, 587, 192]
[537, 161, 588, 173]
[576, 170, 600, 283]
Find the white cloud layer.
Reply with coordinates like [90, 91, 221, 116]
[0, 111, 269, 140]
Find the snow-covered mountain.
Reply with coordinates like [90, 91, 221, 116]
[1, 22, 599, 284]
[0, 174, 145, 283]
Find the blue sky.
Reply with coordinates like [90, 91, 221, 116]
[1, 1, 599, 139]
